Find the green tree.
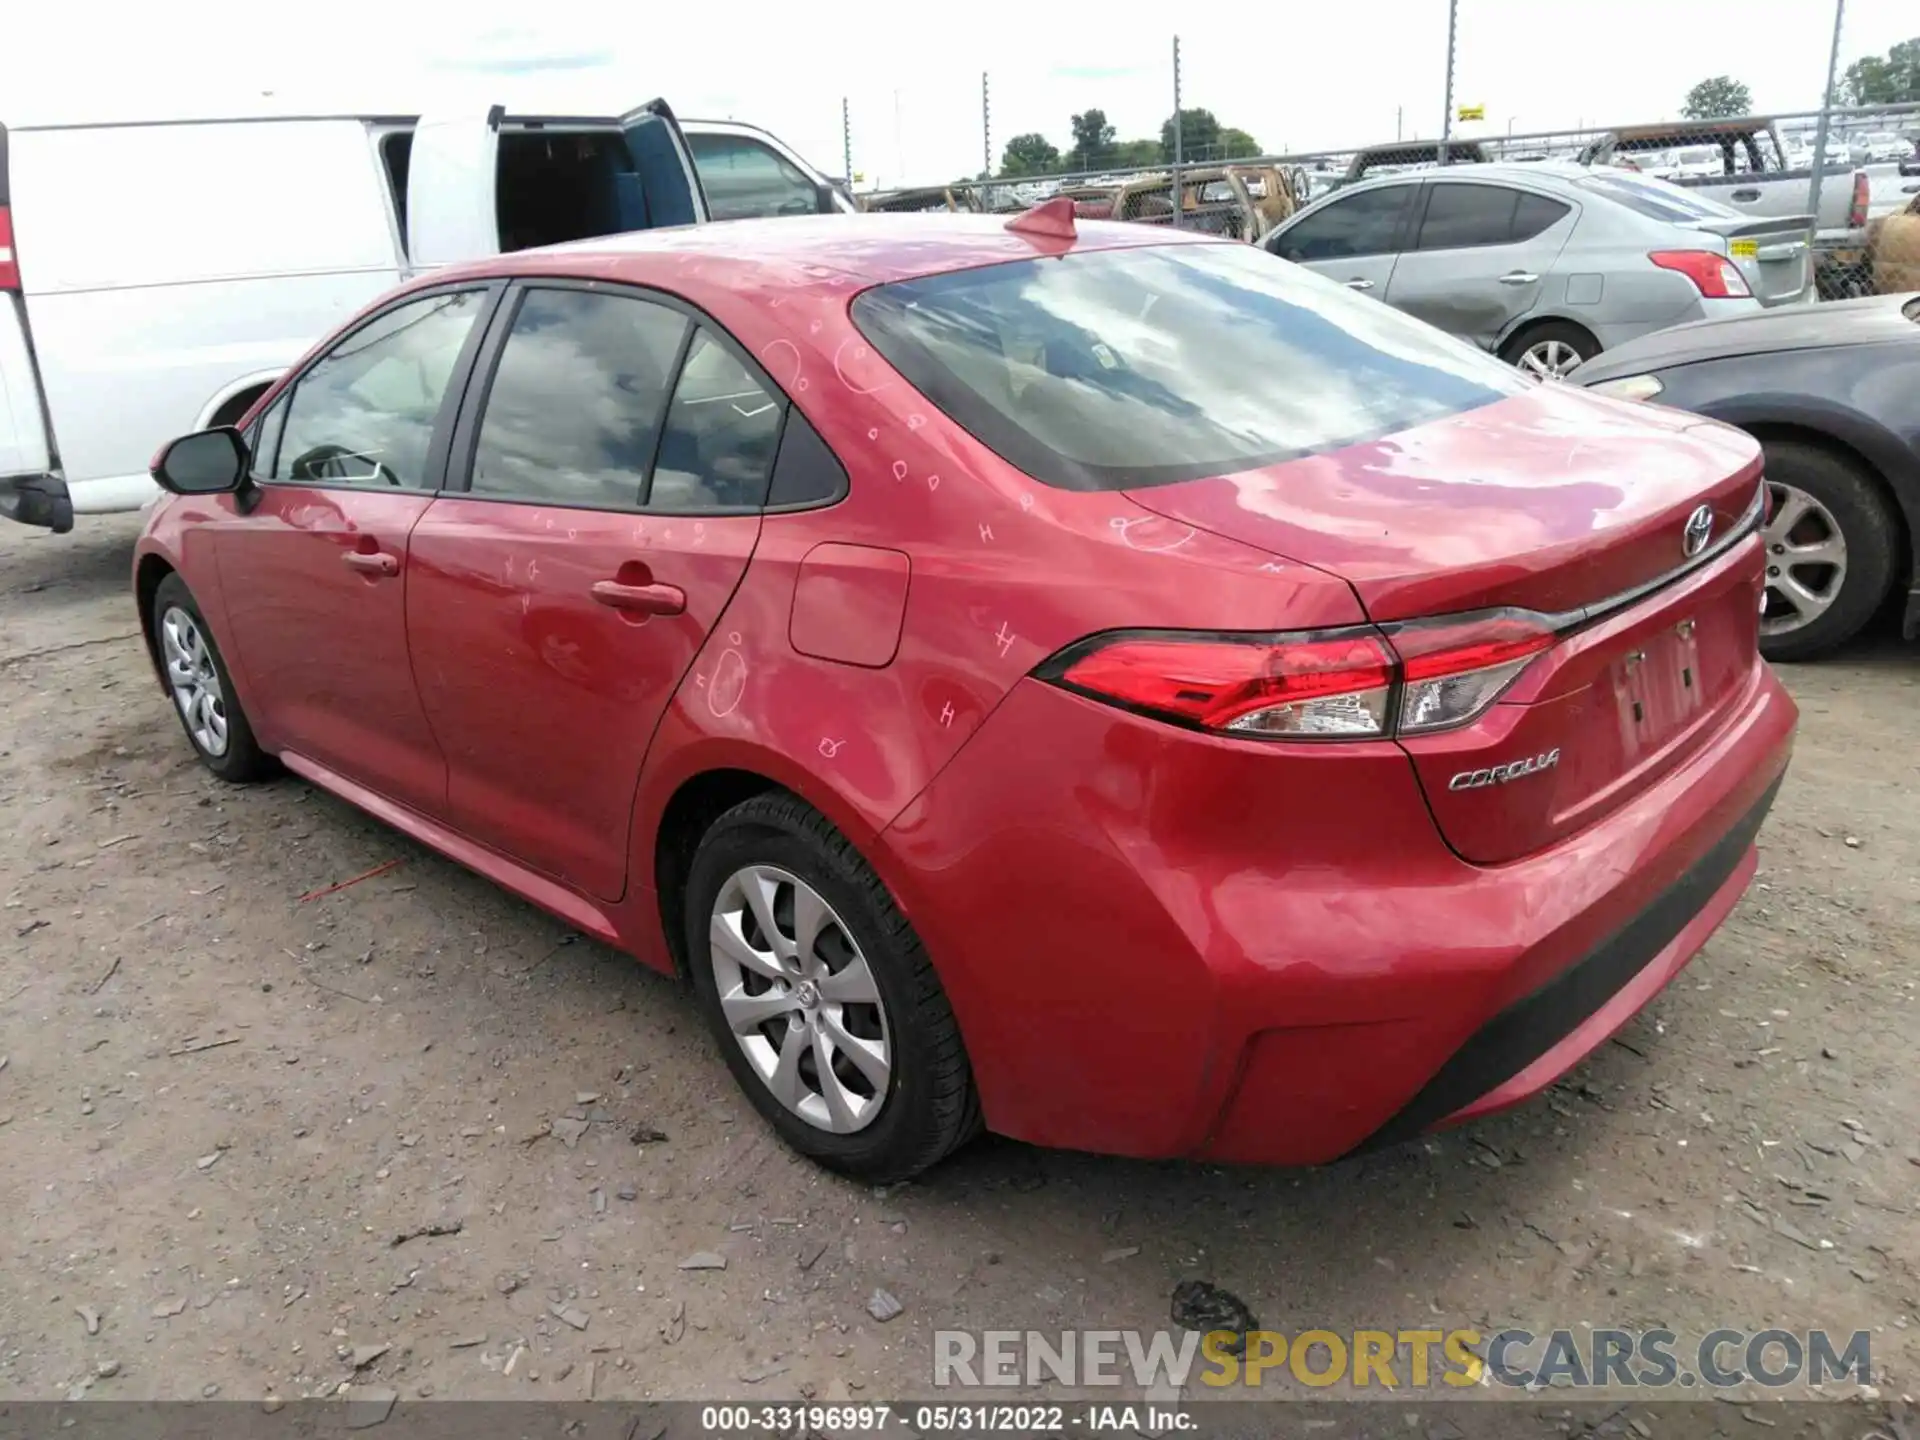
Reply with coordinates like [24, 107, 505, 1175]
[1112, 137, 1163, 168]
[1842, 37, 1920, 105]
[1160, 108, 1221, 161]
[999, 132, 1062, 178]
[1216, 126, 1263, 160]
[1681, 76, 1753, 119]
[1069, 108, 1116, 170]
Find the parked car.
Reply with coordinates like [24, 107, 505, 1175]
[1851, 132, 1913, 165]
[133, 208, 1794, 1179]
[1577, 117, 1867, 240]
[1575, 293, 1920, 660]
[681, 119, 854, 220]
[1264, 162, 1813, 377]
[0, 99, 710, 532]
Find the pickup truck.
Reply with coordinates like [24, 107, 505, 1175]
[1576, 117, 1867, 239]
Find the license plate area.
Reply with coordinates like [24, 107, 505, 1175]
[1610, 616, 1709, 753]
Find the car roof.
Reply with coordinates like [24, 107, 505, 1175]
[431, 213, 1221, 293]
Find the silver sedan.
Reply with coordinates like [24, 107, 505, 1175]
[1264, 163, 1814, 378]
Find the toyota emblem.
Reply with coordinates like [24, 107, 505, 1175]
[1682, 504, 1714, 559]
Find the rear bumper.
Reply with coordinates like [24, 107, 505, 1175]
[879, 659, 1796, 1165]
[0, 472, 73, 532]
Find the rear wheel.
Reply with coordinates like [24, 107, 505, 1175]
[685, 792, 980, 1180]
[151, 574, 275, 782]
[1500, 320, 1599, 380]
[1757, 439, 1899, 662]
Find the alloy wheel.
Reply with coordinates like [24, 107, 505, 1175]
[1518, 339, 1584, 380]
[161, 607, 230, 757]
[1761, 481, 1848, 638]
[707, 865, 892, 1134]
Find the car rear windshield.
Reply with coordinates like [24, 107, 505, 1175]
[1574, 171, 1739, 224]
[849, 241, 1525, 492]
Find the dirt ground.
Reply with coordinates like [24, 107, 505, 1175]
[0, 514, 1914, 1421]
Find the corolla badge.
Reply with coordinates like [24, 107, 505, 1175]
[1448, 748, 1562, 791]
[1682, 504, 1714, 559]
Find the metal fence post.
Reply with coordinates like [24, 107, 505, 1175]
[1171, 35, 1183, 229]
[842, 97, 852, 199]
[1438, 0, 1458, 167]
[1807, 0, 1847, 231]
[982, 72, 991, 182]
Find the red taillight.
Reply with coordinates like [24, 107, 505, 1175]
[1052, 631, 1395, 738]
[1043, 613, 1553, 741]
[1648, 249, 1751, 299]
[1848, 171, 1869, 229]
[0, 207, 18, 291]
[1381, 613, 1555, 734]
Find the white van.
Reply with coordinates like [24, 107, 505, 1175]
[0, 99, 708, 531]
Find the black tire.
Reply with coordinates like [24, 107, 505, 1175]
[684, 792, 981, 1181]
[1499, 319, 1600, 379]
[1756, 439, 1900, 663]
[150, 574, 276, 782]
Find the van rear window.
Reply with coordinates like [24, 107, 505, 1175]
[850, 241, 1524, 492]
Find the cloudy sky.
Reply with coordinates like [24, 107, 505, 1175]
[5, 0, 1913, 186]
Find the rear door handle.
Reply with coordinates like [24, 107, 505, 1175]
[591, 579, 686, 616]
[1731, 188, 1761, 202]
[1343, 277, 1374, 290]
[1498, 270, 1539, 285]
[343, 550, 400, 577]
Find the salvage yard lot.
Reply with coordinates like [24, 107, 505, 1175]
[0, 515, 1915, 1407]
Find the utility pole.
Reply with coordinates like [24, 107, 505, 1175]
[842, 97, 852, 196]
[1171, 35, 1183, 229]
[1397, 105, 1404, 141]
[1807, 0, 1847, 228]
[1438, 0, 1458, 167]
[982, 72, 991, 180]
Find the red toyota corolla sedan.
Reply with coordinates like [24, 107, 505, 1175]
[133, 207, 1796, 1180]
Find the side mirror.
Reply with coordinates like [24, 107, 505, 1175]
[152, 427, 249, 496]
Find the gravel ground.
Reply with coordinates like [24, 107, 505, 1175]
[0, 514, 1914, 1421]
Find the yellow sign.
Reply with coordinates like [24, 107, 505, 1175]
[1457, 104, 1486, 121]
[1730, 238, 1758, 259]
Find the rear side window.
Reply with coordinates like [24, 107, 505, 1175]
[647, 328, 785, 509]
[470, 289, 688, 509]
[1512, 192, 1572, 241]
[852, 242, 1525, 493]
[1270, 185, 1415, 261]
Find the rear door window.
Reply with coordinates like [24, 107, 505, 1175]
[468, 288, 688, 509]
[853, 241, 1524, 493]
[1270, 185, 1416, 261]
[648, 329, 785, 508]
[1414, 183, 1521, 250]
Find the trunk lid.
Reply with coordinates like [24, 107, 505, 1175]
[1689, 214, 1814, 306]
[1124, 383, 1768, 862]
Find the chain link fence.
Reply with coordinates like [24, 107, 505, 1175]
[851, 33, 1920, 303]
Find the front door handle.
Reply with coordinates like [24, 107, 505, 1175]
[591, 579, 686, 616]
[1343, 277, 1374, 290]
[343, 550, 400, 577]
[1498, 270, 1539, 285]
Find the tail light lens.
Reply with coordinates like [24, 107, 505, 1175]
[1848, 172, 1869, 229]
[1382, 613, 1555, 734]
[1648, 249, 1751, 298]
[1041, 612, 1553, 741]
[0, 207, 18, 291]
